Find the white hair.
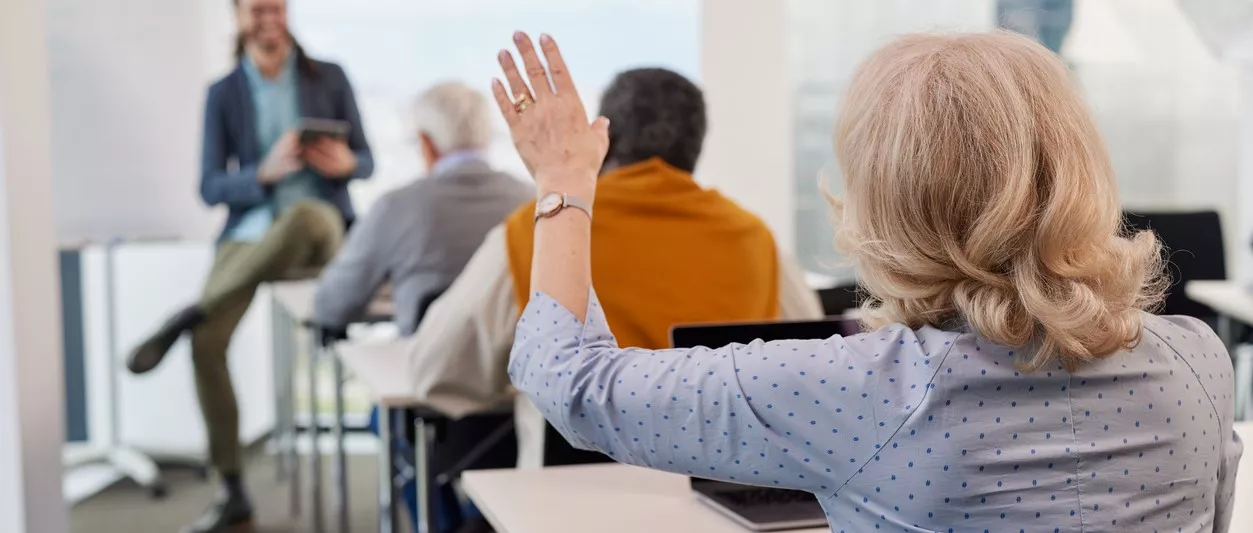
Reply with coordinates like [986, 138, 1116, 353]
[411, 81, 494, 153]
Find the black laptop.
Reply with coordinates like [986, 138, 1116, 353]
[670, 319, 861, 531]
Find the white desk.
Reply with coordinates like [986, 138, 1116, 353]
[466, 437, 1253, 533]
[338, 340, 517, 533]
[269, 279, 396, 533]
[1184, 280, 1253, 420]
[270, 279, 396, 325]
[1185, 280, 1253, 328]
[463, 464, 827, 533]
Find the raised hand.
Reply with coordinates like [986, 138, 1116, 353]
[491, 32, 608, 198]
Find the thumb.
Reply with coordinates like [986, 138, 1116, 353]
[591, 116, 610, 144]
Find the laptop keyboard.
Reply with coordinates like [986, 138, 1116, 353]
[717, 488, 816, 507]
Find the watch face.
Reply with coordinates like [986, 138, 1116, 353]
[537, 193, 564, 216]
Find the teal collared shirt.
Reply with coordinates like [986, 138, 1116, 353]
[226, 53, 321, 242]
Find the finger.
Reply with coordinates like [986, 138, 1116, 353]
[312, 139, 338, 153]
[301, 147, 324, 162]
[591, 116, 611, 153]
[491, 78, 520, 127]
[513, 31, 553, 98]
[303, 146, 327, 160]
[538, 34, 576, 96]
[497, 49, 533, 103]
[280, 131, 302, 150]
[591, 116, 610, 140]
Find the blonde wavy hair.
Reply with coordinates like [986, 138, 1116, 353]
[831, 32, 1165, 371]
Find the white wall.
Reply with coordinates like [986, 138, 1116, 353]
[1238, 72, 1253, 282]
[0, 0, 70, 531]
[46, 0, 230, 243]
[699, 0, 795, 252]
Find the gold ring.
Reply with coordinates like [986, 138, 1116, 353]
[514, 95, 535, 114]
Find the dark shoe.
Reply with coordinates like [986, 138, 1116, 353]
[181, 490, 253, 533]
[127, 305, 205, 374]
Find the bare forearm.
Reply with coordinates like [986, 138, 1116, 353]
[491, 31, 608, 322]
[531, 187, 594, 321]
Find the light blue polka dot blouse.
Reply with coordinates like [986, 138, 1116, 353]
[509, 290, 1243, 532]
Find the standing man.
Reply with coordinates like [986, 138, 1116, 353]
[126, 1, 373, 531]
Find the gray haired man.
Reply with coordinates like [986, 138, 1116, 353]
[313, 81, 532, 334]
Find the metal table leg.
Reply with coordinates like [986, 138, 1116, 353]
[272, 299, 286, 483]
[308, 328, 325, 533]
[377, 407, 400, 533]
[333, 346, 350, 533]
[287, 311, 301, 517]
[1219, 315, 1235, 352]
[414, 417, 437, 533]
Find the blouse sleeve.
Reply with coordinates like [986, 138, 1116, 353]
[509, 289, 947, 495]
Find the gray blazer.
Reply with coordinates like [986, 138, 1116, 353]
[313, 160, 533, 334]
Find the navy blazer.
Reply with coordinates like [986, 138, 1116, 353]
[201, 57, 374, 239]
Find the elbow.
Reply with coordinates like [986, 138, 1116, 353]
[311, 295, 344, 329]
[311, 284, 358, 329]
[198, 180, 220, 207]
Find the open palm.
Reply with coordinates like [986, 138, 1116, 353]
[491, 32, 609, 196]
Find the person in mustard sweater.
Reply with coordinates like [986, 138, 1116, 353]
[402, 67, 823, 468]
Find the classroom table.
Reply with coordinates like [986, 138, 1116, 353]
[336, 340, 516, 533]
[463, 463, 828, 533]
[1183, 280, 1253, 420]
[1184, 280, 1253, 349]
[269, 279, 395, 533]
[334, 341, 423, 533]
[465, 423, 1253, 533]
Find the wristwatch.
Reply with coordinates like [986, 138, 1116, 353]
[534, 192, 593, 223]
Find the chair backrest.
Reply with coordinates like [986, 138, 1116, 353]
[817, 282, 862, 317]
[1122, 210, 1226, 319]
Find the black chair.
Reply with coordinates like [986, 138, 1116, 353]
[542, 423, 613, 466]
[1122, 210, 1226, 322]
[399, 409, 517, 532]
[416, 287, 447, 326]
[817, 282, 862, 317]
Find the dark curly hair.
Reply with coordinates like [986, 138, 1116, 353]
[598, 68, 706, 173]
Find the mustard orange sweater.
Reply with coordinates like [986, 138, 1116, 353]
[504, 158, 780, 349]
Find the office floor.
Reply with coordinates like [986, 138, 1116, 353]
[70, 452, 390, 533]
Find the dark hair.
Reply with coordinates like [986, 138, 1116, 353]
[598, 68, 706, 173]
[231, 0, 318, 78]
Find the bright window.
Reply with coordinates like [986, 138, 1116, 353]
[289, 0, 701, 211]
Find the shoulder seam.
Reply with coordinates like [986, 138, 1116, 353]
[1064, 373, 1088, 532]
[1142, 324, 1225, 441]
[828, 334, 961, 499]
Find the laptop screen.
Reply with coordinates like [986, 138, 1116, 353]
[669, 318, 862, 350]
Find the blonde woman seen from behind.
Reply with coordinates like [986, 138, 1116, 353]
[497, 31, 1242, 531]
